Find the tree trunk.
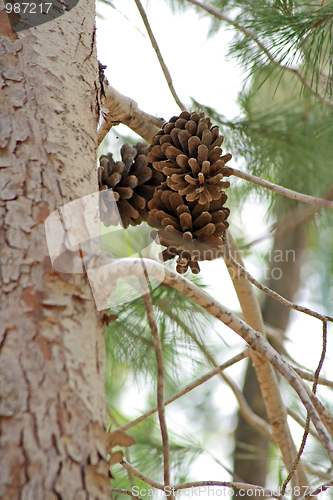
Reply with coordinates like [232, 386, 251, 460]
[233, 224, 306, 496]
[0, 9, 110, 499]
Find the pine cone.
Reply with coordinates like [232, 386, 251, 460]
[98, 143, 164, 228]
[147, 111, 232, 205]
[147, 184, 230, 274]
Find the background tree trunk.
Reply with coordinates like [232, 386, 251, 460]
[233, 224, 306, 496]
[0, 7, 110, 499]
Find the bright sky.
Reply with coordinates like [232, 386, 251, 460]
[96, 1, 332, 497]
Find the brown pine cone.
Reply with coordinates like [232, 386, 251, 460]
[98, 143, 164, 228]
[147, 185, 229, 274]
[147, 111, 233, 205]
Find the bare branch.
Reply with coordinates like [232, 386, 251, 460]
[119, 350, 250, 432]
[121, 461, 288, 500]
[304, 386, 333, 439]
[184, 331, 274, 441]
[139, 275, 172, 496]
[287, 407, 320, 443]
[222, 371, 274, 441]
[224, 232, 309, 485]
[98, 80, 164, 145]
[91, 258, 333, 463]
[241, 184, 333, 249]
[305, 464, 333, 481]
[223, 234, 333, 323]
[121, 460, 165, 490]
[291, 367, 333, 389]
[226, 236, 330, 493]
[301, 478, 333, 499]
[134, 0, 186, 111]
[186, 0, 333, 108]
[232, 168, 333, 209]
[173, 481, 287, 500]
[110, 489, 142, 500]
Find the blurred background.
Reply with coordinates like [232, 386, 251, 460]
[96, 1, 333, 498]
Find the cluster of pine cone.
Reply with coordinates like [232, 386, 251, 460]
[98, 111, 232, 274]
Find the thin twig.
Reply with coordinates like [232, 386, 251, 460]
[225, 231, 310, 485]
[173, 481, 286, 500]
[176, 317, 274, 441]
[305, 463, 333, 481]
[224, 240, 333, 439]
[120, 461, 288, 500]
[110, 489, 142, 500]
[94, 258, 333, 462]
[121, 460, 165, 490]
[222, 371, 274, 441]
[119, 350, 250, 432]
[232, 168, 333, 209]
[186, 0, 333, 108]
[223, 235, 333, 323]
[287, 407, 320, 443]
[281, 322, 329, 488]
[195, 342, 273, 441]
[106, 410, 135, 486]
[312, 321, 328, 395]
[241, 184, 333, 249]
[300, 477, 333, 499]
[291, 367, 333, 389]
[139, 275, 172, 497]
[98, 80, 164, 145]
[281, 321, 328, 493]
[134, 0, 186, 111]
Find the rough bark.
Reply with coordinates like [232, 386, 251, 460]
[0, 8, 110, 500]
[233, 225, 306, 496]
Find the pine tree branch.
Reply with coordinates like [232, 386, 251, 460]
[304, 386, 333, 440]
[224, 232, 309, 486]
[282, 322, 327, 493]
[231, 168, 333, 209]
[92, 258, 333, 463]
[121, 460, 165, 490]
[118, 350, 250, 432]
[139, 275, 172, 497]
[97, 80, 164, 145]
[224, 237, 333, 468]
[185, 0, 333, 108]
[173, 481, 287, 499]
[305, 464, 333, 481]
[299, 478, 333, 499]
[133, 0, 186, 112]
